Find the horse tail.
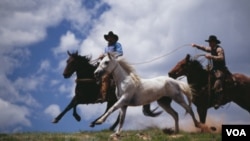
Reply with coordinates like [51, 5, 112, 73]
[178, 81, 194, 107]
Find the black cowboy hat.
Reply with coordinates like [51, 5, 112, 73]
[205, 35, 221, 44]
[104, 31, 119, 42]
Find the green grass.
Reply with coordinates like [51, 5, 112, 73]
[0, 129, 221, 141]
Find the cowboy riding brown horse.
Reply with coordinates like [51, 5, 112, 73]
[168, 54, 250, 124]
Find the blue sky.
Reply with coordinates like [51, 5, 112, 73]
[0, 0, 250, 133]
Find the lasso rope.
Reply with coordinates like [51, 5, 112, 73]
[129, 44, 190, 65]
[90, 44, 191, 65]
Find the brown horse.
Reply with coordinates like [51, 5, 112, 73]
[52, 51, 161, 130]
[168, 54, 250, 124]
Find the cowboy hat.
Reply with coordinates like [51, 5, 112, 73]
[104, 31, 119, 42]
[205, 35, 221, 44]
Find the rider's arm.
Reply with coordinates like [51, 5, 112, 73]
[114, 42, 123, 57]
[192, 44, 211, 52]
[211, 47, 224, 61]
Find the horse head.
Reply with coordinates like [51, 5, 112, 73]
[168, 54, 192, 79]
[94, 53, 117, 80]
[63, 51, 93, 79]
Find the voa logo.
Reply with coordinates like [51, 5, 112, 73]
[226, 129, 246, 136]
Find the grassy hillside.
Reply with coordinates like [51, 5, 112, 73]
[0, 128, 221, 141]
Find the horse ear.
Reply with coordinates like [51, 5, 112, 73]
[186, 54, 191, 61]
[67, 51, 71, 56]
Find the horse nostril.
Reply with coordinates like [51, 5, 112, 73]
[94, 71, 99, 78]
[168, 72, 173, 77]
[168, 72, 176, 78]
[63, 73, 70, 78]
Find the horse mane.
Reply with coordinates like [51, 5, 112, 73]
[117, 58, 141, 86]
[190, 58, 205, 71]
[70, 51, 93, 64]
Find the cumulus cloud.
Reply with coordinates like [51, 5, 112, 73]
[0, 98, 31, 130]
[44, 104, 61, 118]
[14, 77, 40, 92]
[0, 0, 92, 131]
[0, 0, 91, 49]
[78, 104, 110, 120]
[83, 0, 250, 76]
[37, 60, 51, 73]
[53, 31, 81, 55]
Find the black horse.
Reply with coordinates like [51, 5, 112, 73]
[52, 51, 161, 130]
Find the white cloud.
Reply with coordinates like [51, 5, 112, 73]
[14, 77, 40, 92]
[85, 0, 250, 77]
[50, 79, 60, 86]
[0, 0, 91, 49]
[53, 31, 81, 55]
[58, 83, 73, 95]
[0, 0, 94, 132]
[0, 74, 42, 106]
[38, 60, 51, 73]
[0, 98, 31, 129]
[44, 104, 61, 118]
[78, 104, 104, 120]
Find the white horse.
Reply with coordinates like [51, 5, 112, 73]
[93, 53, 205, 136]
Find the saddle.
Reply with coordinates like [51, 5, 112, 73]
[206, 69, 236, 106]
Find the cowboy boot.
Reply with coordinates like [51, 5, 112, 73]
[96, 74, 109, 102]
[213, 80, 224, 109]
[214, 79, 223, 93]
[214, 92, 224, 109]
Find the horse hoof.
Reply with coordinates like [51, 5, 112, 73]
[76, 117, 81, 122]
[94, 121, 103, 125]
[162, 128, 175, 135]
[51, 119, 58, 123]
[110, 133, 120, 138]
[210, 126, 217, 131]
[198, 123, 213, 133]
[74, 115, 81, 122]
[109, 126, 116, 131]
[89, 123, 95, 128]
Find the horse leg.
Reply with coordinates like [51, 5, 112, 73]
[177, 97, 212, 132]
[108, 101, 120, 131]
[197, 107, 208, 124]
[109, 114, 120, 131]
[157, 97, 179, 133]
[73, 104, 81, 121]
[52, 96, 77, 123]
[111, 106, 128, 137]
[94, 96, 126, 125]
[142, 104, 163, 117]
[172, 93, 200, 128]
[90, 100, 120, 131]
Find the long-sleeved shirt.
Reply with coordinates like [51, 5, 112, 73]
[104, 42, 123, 57]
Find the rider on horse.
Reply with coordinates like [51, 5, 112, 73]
[192, 35, 231, 109]
[97, 31, 123, 102]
